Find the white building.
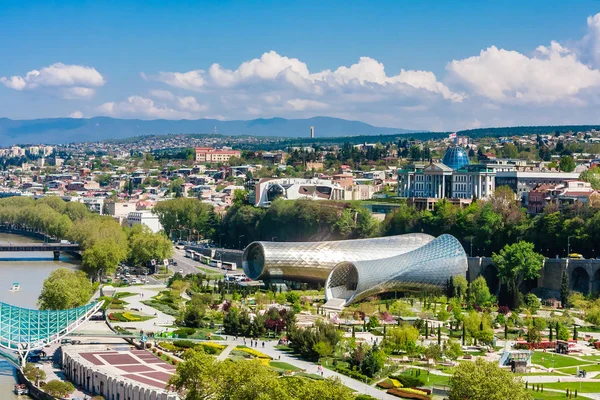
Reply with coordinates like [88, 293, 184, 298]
[127, 211, 163, 233]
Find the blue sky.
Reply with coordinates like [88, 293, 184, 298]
[2, 0, 600, 131]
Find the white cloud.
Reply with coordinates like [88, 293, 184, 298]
[286, 98, 329, 111]
[69, 111, 83, 118]
[146, 51, 462, 102]
[144, 70, 206, 91]
[97, 96, 193, 119]
[149, 89, 175, 100]
[176, 96, 208, 112]
[447, 42, 600, 105]
[0, 63, 105, 99]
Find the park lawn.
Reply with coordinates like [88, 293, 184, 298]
[528, 389, 592, 399]
[269, 361, 302, 372]
[543, 381, 600, 393]
[530, 352, 588, 369]
[399, 368, 450, 387]
[114, 292, 137, 299]
[558, 363, 600, 375]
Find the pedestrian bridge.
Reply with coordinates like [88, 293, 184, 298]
[0, 243, 81, 260]
[0, 300, 103, 365]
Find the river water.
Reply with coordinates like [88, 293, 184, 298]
[0, 233, 81, 399]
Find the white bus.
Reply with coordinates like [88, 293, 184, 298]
[192, 252, 201, 261]
[222, 261, 237, 271]
[209, 259, 222, 268]
[185, 249, 193, 258]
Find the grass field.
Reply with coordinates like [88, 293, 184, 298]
[559, 363, 600, 375]
[270, 361, 302, 372]
[530, 352, 589, 369]
[529, 389, 592, 399]
[399, 368, 451, 387]
[542, 381, 600, 393]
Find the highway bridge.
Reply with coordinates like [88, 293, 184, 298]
[0, 243, 81, 260]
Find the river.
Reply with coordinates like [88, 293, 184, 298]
[0, 232, 81, 399]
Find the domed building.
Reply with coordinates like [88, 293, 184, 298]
[442, 146, 470, 170]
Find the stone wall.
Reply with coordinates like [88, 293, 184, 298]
[467, 257, 600, 297]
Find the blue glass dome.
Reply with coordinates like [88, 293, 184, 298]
[442, 146, 470, 170]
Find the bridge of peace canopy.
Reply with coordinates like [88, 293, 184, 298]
[0, 300, 103, 366]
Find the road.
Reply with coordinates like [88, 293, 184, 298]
[170, 247, 246, 277]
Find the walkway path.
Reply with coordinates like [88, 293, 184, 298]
[256, 339, 396, 399]
[216, 344, 236, 361]
[111, 285, 176, 333]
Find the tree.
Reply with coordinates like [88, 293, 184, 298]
[580, 166, 600, 190]
[557, 323, 570, 341]
[23, 363, 46, 386]
[445, 339, 463, 361]
[448, 358, 532, 400]
[126, 224, 173, 266]
[313, 341, 333, 364]
[43, 380, 75, 398]
[560, 271, 570, 308]
[425, 343, 443, 361]
[452, 275, 468, 300]
[38, 268, 93, 310]
[386, 324, 419, 353]
[525, 293, 541, 314]
[492, 241, 544, 306]
[559, 155, 576, 172]
[361, 345, 386, 377]
[469, 276, 492, 306]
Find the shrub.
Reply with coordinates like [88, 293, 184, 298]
[173, 327, 196, 336]
[335, 366, 369, 382]
[173, 340, 196, 349]
[389, 374, 425, 388]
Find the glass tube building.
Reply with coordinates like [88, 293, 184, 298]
[325, 234, 468, 306]
[242, 233, 435, 284]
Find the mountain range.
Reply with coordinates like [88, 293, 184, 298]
[0, 116, 420, 145]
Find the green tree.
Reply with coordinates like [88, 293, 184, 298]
[444, 339, 463, 361]
[386, 324, 419, 353]
[557, 323, 570, 341]
[559, 155, 576, 172]
[313, 341, 333, 364]
[525, 293, 541, 314]
[361, 345, 386, 377]
[126, 224, 173, 266]
[492, 241, 544, 306]
[580, 166, 600, 190]
[449, 358, 532, 400]
[43, 380, 75, 398]
[452, 275, 468, 300]
[38, 268, 93, 310]
[560, 271, 570, 308]
[23, 363, 46, 385]
[469, 276, 492, 306]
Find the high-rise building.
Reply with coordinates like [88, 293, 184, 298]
[310, 126, 315, 138]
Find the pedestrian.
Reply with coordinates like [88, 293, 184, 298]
[262, 341, 265, 348]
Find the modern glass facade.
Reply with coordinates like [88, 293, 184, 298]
[325, 234, 468, 306]
[242, 233, 435, 284]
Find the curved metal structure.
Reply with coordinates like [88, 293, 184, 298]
[325, 234, 468, 306]
[242, 233, 435, 283]
[0, 301, 103, 365]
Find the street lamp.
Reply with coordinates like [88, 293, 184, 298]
[567, 235, 575, 256]
[239, 234, 245, 251]
[272, 236, 278, 242]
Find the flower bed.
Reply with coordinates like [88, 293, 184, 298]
[236, 346, 272, 360]
[377, 379, 402, 389]
[387, 387, 430, 400]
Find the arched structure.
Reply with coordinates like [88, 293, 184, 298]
[571, 267, 590, 295]
[242, 233, 435, 284]
[0, 301, 102, 365]
[325, 234, 468, 306]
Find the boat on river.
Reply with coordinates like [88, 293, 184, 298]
[14, 384, 28, 395]
[9, 282, 20, 292]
